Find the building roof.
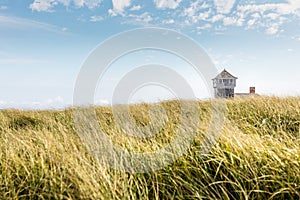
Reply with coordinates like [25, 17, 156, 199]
[213, 69, 238, 80]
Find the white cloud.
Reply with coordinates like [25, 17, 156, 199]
[223, 1, 299, 35]
[29, 0, 102, 12]
[73, 0, 84, 7]
[244, 11, 286, 33]
[109, 0, 131, 16]
[252, 13, 260, 19]
[185, 9, 212, 24]
[163, 19, 175, 24]
[95, 99, 109, 105]
[29, 0, 57, 12]
[197, 23, 212, 30]
[238, 4, 278, 14]
[90, 15, 104, 22]
[134, 12, 153, 23]
[291, 35, 300, 42]
[265, 23, 280, 35]
[123, 12, 153, 26]
[108, 9, 118, 17]
[247, 19, 256, 27]
[113, 0, 130, 11]
[266, 13, 279, 20]
[236, 18, 244, 26]
[153, 0, 182, 9]
[183, 1, 199, 17]
[210, 14, 225, 23]
[179, 1, 300, 37]
[223, 17, 236, 26]
[26, 0, 300, 37]
[0, 15, 66, 34]
[237, 1, 300, 16]
[0, 5, 8, 10]
[183, 1, 211, 17]
[74, 0, 102, 9]
[214, 0, 236, 14]
[278, 0, 300, 15]
[130, 5, 141, 11]
[198, 10, 211, 20]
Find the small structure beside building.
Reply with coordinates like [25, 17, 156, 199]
[235, 87, 257, 98]
[213, 69, 257, 98]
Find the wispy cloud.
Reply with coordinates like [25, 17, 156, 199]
[73, 0, 102, 9]
[0, 5, 8, 10]
[0, 58, 48, 65]
[29, 0, 71, 12]
[0, 96, 67, 110]
[130, 5, 142, 11]
[291, 35, 300, 42]
[214, 0, 236, 14]
[180, 0, 300, 35]
[29, 0, 102, 12]
[90, 15, 104, 22]
[22, 1, 300, 37]
[108, 0, 131, 16]
[0, 15, 68, 34]
[122, 12, 153, 26]
[162, 19, 175, 24]
[234, 2, 297, 35]
[265, 24, 281, 35]
[197, 23, 212, 30]
[237, 1, 300, 16]
[153, 0, 182, 9]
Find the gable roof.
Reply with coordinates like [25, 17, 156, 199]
[213, 69, 238, 80]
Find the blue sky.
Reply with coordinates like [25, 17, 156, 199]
[0, 0, 300, 109]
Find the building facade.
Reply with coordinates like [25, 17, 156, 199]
[212, 69, 238, 98]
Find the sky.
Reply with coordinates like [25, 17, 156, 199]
[0, 0, 300, 109]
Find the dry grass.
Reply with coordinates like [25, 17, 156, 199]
[0, 96, 299, 199]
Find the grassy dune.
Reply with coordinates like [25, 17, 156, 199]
[0, 97, 299, 199]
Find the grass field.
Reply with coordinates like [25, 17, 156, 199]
[0, 96, 299, 199]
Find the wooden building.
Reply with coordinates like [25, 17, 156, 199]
[212, 69, 238, 98]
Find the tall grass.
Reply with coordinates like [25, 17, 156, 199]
[0, 96, 299, 199]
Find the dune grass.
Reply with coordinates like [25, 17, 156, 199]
[0, 96, 299, 199]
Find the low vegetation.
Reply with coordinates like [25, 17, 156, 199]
[0, 96, 299, 199]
